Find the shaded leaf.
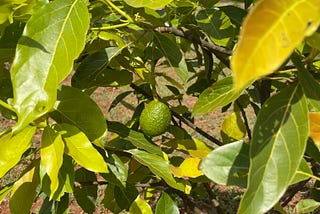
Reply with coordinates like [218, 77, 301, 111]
[74, 168, 97, 213]
[55, 124, 108, 173]
[52, 86, 107, 141]
[0, 126, 36, 178]
[309, 112, 320, 144]
[306, 32, 320, 51]
[129, 196, 153, 214]
[10, 0, 90, 132]
[123, 0, 173, 9]
[201, 140, 249, 188]
[10, 164, 39, 214]
[128, 149, 190, 193]
[114, 184, 139, 210]
[166, 138, 212, 158]
[103, 184, 122, 213]
[192, 77, 240, 115]
[40, 127, 65, 199]
[231, 0, 320, 91]
[295, 199, 320, 214]
[154, 33, 188, 82]
[108, 121, 163, 156]
[155, 192, 179, 214]
[238, 84, 309, 214]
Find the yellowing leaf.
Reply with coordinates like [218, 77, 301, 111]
[171, 158, 203, 178]
[129, 196, 153, 214]
[221, 112, 246, 144]
[0, 126, 36, 178]
[167, 139, 212, 158]
[40, 127, 65, 199]
[309, 112, 320, 144]
[231, 0, 320, 91]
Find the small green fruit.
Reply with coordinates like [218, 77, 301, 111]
[139, 100, 171, 136]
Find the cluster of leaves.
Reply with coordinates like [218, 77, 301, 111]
[1, 0, 320, 213]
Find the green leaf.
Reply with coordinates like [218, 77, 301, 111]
[154, 33, 188, 82]
[74, 168, 97, 213]
[231, 0, 320, 91]
[238, 84, 309, 214]
[123, 0, 173, 9]
[10, 0, 90, 132]
[114, 184, 139, 210]
[129, 196, 153, 214]
[295, 199, 320, 214]
[155, 192, 179, 214]
[201, 140, 249, 188]
[10, 164, 39, 214]
[72, 48, 132, 89]
[219, 5, 247, 27]
[51, 86, 107, 141]
[0, 126, 36, 178]
[108, 121, 163, 156]
[40, 127, 65, 199]
[192, 77, 241, 115]
[128, 149, 190, 193]
[291, 159, 312, 185]
[306, 32, 320, 51]
[196, 8, 236, 47]
[105, 152, 128, 186]
[0, 185, 12, 204]
[103, 184, 122, 213]
[55, 123, 108, 173]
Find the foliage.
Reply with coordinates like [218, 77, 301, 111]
[0, 0, 320, 213]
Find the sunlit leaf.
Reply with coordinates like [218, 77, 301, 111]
[129, 196, 153, 214]
[128, 149, 190, 193]
[55, 123, 108, 173]
[308, 112, 320, 144]
[231, 0, 320, 91]
[52, 86, 107, 141]
[221, 112, 246, 144]
[40, 127, 64, 199]
[10, 0, 90, 132]
[123, 0, 173, 9]
[0, 126, 36, 178]
[0, 185, 12, 204]
[192, 77, 241, 115]
[171, 158, 203, 178]
[295, 199, 320, 214]
[238, 84, 309, 214]
[155, 192, 179, 214]
[10, 164, 39, 214]
[291, 159, 312, 185]
[201, 140, 249, 188]
[166, 138, 212, 158]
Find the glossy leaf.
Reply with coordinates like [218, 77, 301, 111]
[0, 126, 36, 178]
[123, 0, 173, 9]
[221, 112, 246, 144]
[108, 121, 163, 156]
[192, 77, 240, 115]
[309, 112, 320, 144]
[10, 165, 39, 214]
[238, 84, 309, 214]
[74, 168, 97, 213]
[201, 140, 249, 188]
[55, 124, 108, 173]
[128, 149, 190, 193]
[171, 157, 203, 178]
[10, 0, 90, 132]
[231, 0, 320, 91]
[166, 138, 212, 158]
[154, 33, 189, 82]
[129, 196, 153, 214]
[155, 192, 179, 214]
[52, 86, 107, 141]
[40, 127, 65, 199]
[196, 8, 236, 47]
[295, 199, 320, 213]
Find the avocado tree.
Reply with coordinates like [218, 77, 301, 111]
[1, 0, 320, 213]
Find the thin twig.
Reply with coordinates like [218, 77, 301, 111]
[235, 101, 252, 141]
[130, 83, 223, 146]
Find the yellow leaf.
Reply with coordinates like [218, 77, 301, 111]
[231, 0, 320, 91]
[171, 158, 203, 178]
[221, 112, 246, 144]
[168, 139, 212, 158]
[309, 112, 320, 144]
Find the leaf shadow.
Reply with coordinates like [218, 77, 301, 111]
[18, 36, 50, 53]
